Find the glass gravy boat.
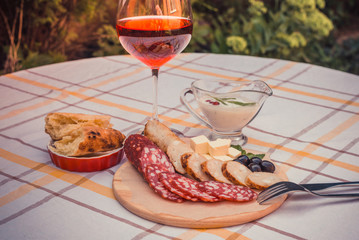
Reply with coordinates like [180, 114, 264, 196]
[181, 79, 272, 145]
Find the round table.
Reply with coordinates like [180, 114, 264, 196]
[0, 53, 358, 240]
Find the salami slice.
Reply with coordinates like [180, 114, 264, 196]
[144, 164, 184, 202]
[124, 134, 174, 175]
[124, 134, 154, 173]
[159, 172, 200, 201]
[140, 146, 174, 173]
[198, 181, 257, 202]
[160, 172, 222, 202]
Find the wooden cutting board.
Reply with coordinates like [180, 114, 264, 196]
[113, 161, 287, 228]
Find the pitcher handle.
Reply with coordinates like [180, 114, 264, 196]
[180, 88, 212, 128]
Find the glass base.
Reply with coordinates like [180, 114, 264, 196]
[208, 131, 248, 146]
[171, 128, 185, 137]
[128, 127, 144, 136]
[127, 126, 184, 138]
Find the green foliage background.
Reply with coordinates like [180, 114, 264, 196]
[1, 0, 358, 75]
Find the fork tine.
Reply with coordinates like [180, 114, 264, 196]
[258, 185, 286, 198]
[257, 181, 307, 204]
[257, 188, 291, 204]
[257, 182, 288, 199]
[256, 182, 300, 204]
[257, 185, 288, 202]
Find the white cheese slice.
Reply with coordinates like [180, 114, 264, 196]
[208, 138, 231, 156]
[227, 147, 241, 158]
[190, 135, 209, 154]
[213, 155, 233, 161]
[201, 153, 213, 160]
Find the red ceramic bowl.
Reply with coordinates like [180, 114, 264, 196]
[48, 144, 124, 172]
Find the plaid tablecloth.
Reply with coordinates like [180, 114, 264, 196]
[1, 53, 358, 240]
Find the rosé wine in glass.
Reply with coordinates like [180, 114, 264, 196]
[116, 0, 193, 120]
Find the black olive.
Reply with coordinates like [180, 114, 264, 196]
[248, 163, 262, 172]
[234, 155, 250, 166]
[250, 157, 262, 165]
[261, 160, 276, 173]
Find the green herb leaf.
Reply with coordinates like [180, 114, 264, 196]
[220, 97, 236, 100]
[231, 145, 246, 155]
[231, 145, 265, 159]
[246, 153, 265, 159]
[227, 100, 256, 106]
[208, 95, 255, 106]
[212, 96, 227, 105]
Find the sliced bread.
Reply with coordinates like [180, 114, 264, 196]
[222, 161, 251, 186]
[181, 152, 211, 181]
[245, 172, 283, 190]
[144, 119, 179, 153]
[201, 159, 232, 184]
[166, 140, 194, 174]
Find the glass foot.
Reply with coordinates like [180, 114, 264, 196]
[127, 127, 185, 138]
[170, 128, 185, 138]
[208, 132, 248, 146]
[127, 127, 144, 136]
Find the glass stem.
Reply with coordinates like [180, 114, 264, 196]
[152, 68, 159, 120]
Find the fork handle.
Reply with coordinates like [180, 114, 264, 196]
[301, 181, 359, 191]
[314, 193, 359, 197]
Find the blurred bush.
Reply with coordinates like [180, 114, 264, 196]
[188, 0, 359, 74]
[92, 24, 126, 57]
[0, 0, 122, 73]
[0, 0, 358, 75]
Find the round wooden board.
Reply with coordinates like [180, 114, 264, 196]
[113, 161, 287, 228]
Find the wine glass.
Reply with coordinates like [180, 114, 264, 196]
[116, 0, 193, 121]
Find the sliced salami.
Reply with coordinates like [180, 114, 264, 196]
[140, 146, 174, 173]
[124, 134, 256, 203]
[124, 134, 174, 175]
[144, 164, 184, 203]
[160, 172, 222, 202]
[198, 181, 257, 202]
[159, 172, 200, 201]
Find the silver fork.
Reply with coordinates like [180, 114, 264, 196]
[257, 181, 359, 204]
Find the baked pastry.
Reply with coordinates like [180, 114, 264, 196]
[49, 126, 126, 156]
[45, 112, 112, 141]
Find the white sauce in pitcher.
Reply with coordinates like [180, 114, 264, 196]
[198, 95, 260, 132]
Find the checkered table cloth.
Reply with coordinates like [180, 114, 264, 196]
[1, 53, 358, 240]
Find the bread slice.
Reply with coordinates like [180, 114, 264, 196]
[222, 161, 251, 186]
[144, 120, 195, 174]
[201, 159, 232, 184]
[245, 172, 283, 190]
[144, 120, 179, 153]
[49, 126, 126, 156]
[45, 112, 112, 141]
[166, 140, 194, 174]
[181, 152, 211, 181]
